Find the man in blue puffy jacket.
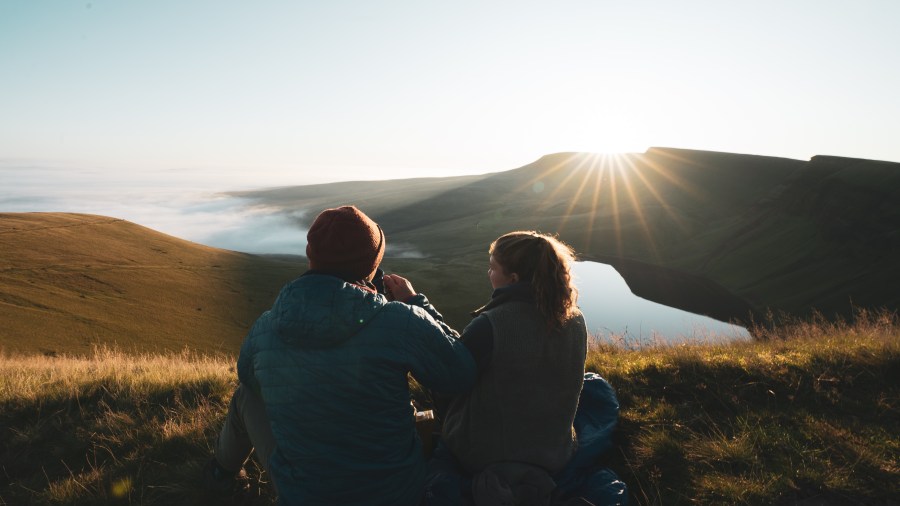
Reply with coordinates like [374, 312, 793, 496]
[205, 205, 476, 505]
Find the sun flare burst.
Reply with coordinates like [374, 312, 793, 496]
[513, 151, 701, 263]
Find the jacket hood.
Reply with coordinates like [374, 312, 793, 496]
[271, 273, 389, 348]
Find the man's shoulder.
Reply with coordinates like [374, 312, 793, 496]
[373, 300, 441, 328]
[376, 300, 421, 319]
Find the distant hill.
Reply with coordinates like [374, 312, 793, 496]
[3, 149, 896, 354]
[0, 213, 303, 355]
[233, 148, 900, 326]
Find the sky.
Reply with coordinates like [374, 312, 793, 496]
[2, 0, 899, 186]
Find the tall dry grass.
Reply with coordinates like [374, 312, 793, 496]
[1, 312, 898, 505]
[586, 308, 900, 505]
[0, 347, 269, 505]
[1, 347, 233, 401]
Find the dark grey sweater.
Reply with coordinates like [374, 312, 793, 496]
[442, 296, 587, 474]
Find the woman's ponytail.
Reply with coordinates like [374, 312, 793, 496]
[490, 231, 578, 329]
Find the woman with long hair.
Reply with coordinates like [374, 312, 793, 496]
[427, 230, 588, 503]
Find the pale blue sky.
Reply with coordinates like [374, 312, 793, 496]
[2, 1, 899, 183]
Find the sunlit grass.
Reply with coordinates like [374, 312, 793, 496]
[0, 347, 259, 505]
[587, 308, 900, 505]
[0, 347, 234, 401]
[1, 312, 898, 505]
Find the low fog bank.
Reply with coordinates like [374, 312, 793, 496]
[202, 207, 309, 254]
[1, 163, 428, 257]
[1, 163, 309, 254]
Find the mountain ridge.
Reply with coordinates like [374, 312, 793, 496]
[3, 148, 897, 353]
[235, 147, 900, 325]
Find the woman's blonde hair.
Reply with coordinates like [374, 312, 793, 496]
[489, 231, 578, 329]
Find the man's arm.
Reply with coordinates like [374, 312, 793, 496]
[402, 307, 476, 394]
[236, 315, 265, 394]
[383, 273, 476, 392]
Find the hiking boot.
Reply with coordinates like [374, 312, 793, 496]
[201, 457, 250, 497]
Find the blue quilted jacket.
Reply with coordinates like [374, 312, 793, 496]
[237, 273, 476, 505]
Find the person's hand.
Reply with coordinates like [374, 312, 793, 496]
[383, 274, 416, 302]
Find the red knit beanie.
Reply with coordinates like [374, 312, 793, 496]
[306, 206, 385, 281]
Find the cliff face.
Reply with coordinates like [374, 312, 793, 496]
[691, 154, 900, 318]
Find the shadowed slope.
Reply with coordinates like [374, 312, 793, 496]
[694, 155, 900, 314]
[0, 213, 303, 355]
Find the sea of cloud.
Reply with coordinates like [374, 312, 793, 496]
[1, 162, 427, 257]
[0, 163, 309, 254]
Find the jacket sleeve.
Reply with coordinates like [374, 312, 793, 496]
[400, 303, 476, 395]
[405, 293, 458, 337]
[236, 315, 265, 394]
[236, 340, 257, 391]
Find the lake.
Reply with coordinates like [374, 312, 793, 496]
[573, 261, 750, 344]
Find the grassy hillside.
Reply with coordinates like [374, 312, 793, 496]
[1, 313, 896, 505]
[0, 213, 304, 355]
[234, 148, 900, 326]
